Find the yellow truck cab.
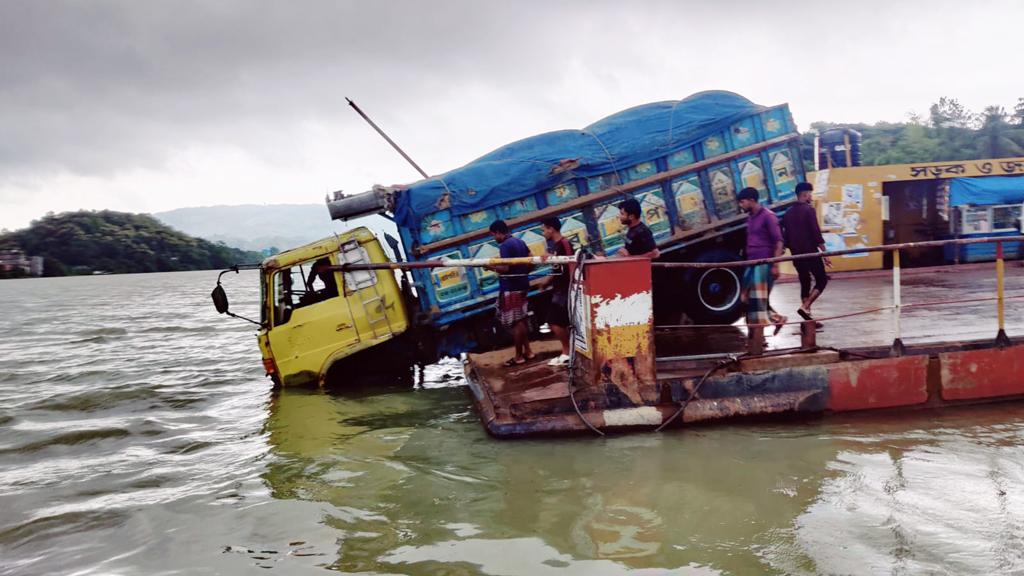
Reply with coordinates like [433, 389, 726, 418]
[257, 227, 409, 387]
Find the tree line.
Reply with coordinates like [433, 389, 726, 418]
[801, 97, 1024, 168]
[0, 210, 263, 277]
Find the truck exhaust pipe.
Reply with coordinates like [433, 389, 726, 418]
[326, 185, 395, 221]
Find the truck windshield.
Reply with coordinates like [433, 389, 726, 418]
[272, 258, 341, 326]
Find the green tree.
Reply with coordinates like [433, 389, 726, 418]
[806, 96, 1024, 168]
[929, 97, 978, 129]
[42, 258, 66, 277]
[976, 106, 1024, 158]
[877, 122, 942, 165]
[0, 210, 262, 277]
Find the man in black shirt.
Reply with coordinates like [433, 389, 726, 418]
[540, 216, 573, 366]
[781, 182, 831, 322]
[618, 198, 660, 258]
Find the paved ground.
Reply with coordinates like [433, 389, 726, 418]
[656, 262, 1024, 357]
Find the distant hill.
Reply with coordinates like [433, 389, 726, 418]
[154, 204, 397, 253]
[0, 210, 263, 276]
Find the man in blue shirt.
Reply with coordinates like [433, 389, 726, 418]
[486, 219, 535, 366]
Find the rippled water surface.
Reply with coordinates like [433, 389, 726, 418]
[3, 271, 1024, 575]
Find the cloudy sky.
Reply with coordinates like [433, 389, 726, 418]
[1, 0, 1020, 230]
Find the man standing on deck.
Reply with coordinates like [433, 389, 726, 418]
[540, 217, 573, 367]
[738, 187, 786, 334]
[617, 198, 660, 258]
[782, 182, 831, 324]
[487, 220, 535, 367]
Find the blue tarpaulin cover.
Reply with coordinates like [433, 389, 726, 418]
[949, 176, 1024, 207]
[393, 91, 764, 229]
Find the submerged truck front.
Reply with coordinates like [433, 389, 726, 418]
[256, 227, 410, 387]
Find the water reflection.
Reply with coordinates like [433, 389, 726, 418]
[795, 411, 1024, 574]
[264, 385, 836, 574]
[264, 386, 1024, 575]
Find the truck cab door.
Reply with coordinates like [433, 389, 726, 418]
[265, 259, 360, 386]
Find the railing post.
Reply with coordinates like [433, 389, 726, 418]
[801, 319, 817, 349]
[748, 324, 765, 356]
[890, 249, 906, 357]
[996, 241, 1011, 347]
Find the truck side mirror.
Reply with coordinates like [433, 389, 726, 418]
[211, 284, 230, 314]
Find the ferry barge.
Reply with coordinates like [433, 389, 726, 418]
[458, 238, 1024, 438]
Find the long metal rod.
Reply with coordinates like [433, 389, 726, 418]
[330, 235, 1024, 271]
[656, 352, 739, 363]
[654, 235, 1024, 269]
[346, 97, 429, 180]
[325, 255, 576, 272]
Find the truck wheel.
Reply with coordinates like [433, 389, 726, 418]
[683, 249, 744, 325]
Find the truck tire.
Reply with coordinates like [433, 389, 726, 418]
[682, 248, 745, 325]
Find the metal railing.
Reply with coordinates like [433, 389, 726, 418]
[651, 235, 1024, 355]
[335, 235, 1024, 356]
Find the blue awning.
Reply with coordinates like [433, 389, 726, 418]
[949, 176, 1024, 207]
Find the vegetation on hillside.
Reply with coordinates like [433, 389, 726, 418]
[800, 97, 1024, 169]
[0, 210, 262, 277]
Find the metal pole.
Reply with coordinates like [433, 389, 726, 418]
[812, 130, 820, 171]
[748, 324, 765, 356]
[346, 98, 430, 180]
[891, 249, 905, 356]
[996, 241, 1011, 346]
[654, 235, 1024, 269]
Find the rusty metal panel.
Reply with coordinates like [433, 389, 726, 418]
[939, 344, 1024, 400]
[574, 257, 659, 408]
[827, 356, 929, 412]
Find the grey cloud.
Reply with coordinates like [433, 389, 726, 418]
[2, 0, 1019, 187]
[0, 0, 583, 177]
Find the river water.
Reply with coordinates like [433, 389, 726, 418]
[3, 270, 1024, 575]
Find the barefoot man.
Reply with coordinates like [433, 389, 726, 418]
[487, 219, 535, 367]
